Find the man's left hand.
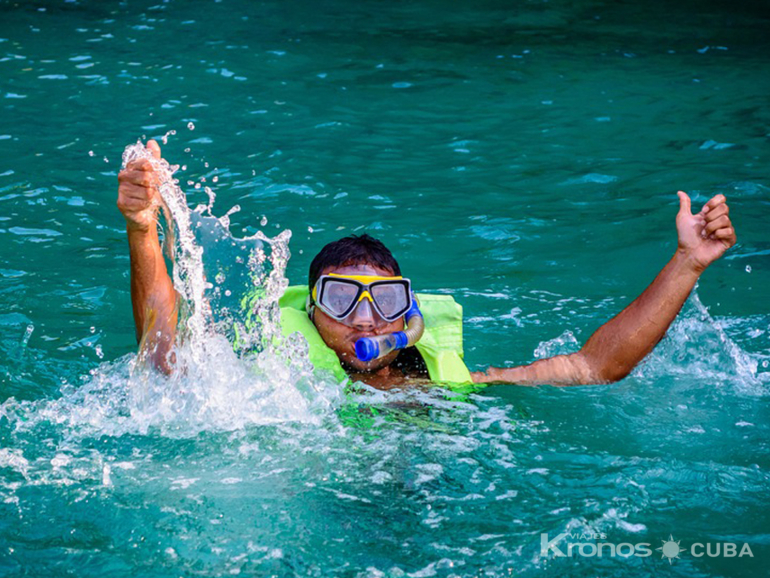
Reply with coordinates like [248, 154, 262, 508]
[676, 191, 737, 272]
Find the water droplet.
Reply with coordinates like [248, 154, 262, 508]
[215, 272, 226, 284]
[21, 324, 34, 348]
[308, 226, 314, 233]
[187, 122, 195, 130]
[194, 183, 201, 189]
[260, 216, 268, 226]
[184, 147, 191, 153]
[103, 156, 109, 163]
[88, 150, 95, 157]
[746, 265, 752, 273]
[763, 360, 769, 369]
[212, 176, 218, 183]
[225, 290, 231, 297]
[204, 162, 209, 168]
[90, 326, 96, 334]
[181, 164, 187, 171]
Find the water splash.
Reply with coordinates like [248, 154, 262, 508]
[0, 140, 345, 443]
[527, 290, 769, 394]
[631, 291, 769, 394]
[114, 139, 344, 432]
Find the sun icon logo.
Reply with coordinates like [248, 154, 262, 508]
[657, 535, 684, 564]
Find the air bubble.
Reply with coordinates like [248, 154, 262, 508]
[308, 226, 314, 233]
[195, 183, 201, 190]
[746, 265, 752, 273]
[187, 122, 195, 130]
[215, 272, 226, 284]
[260, 216, 268, 226]
[88, 150, 95, 157]
[212, 176, 218, 183]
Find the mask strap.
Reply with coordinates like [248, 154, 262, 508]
[306, 294, 315, 321]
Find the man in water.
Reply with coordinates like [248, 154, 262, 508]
[117, 140, 737, 387]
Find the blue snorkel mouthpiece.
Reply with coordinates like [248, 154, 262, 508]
[355, 331, 409, 362]
[354, 293, 424, 362]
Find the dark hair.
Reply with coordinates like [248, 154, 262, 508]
[308, 234, 401, 291]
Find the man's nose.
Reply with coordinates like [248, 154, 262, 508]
[350, 298, 378, 330]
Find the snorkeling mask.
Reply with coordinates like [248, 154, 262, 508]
[310, 273, 425, 362]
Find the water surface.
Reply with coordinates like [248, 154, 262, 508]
[1, 0, 769, 576]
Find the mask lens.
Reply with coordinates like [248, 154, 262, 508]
[371, 282, 409, 320]
[321, 280, 360, 318]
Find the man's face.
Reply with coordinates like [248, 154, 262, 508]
[311, 263, 405, 373]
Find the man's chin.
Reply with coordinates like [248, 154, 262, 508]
[341, 351, 393, 373]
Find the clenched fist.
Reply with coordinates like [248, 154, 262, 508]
[117, 140, 163, 232]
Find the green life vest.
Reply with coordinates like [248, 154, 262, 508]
[277, 286, 473, 385]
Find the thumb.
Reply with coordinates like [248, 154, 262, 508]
[147, 139, 161, 160]
[677, 190, 691, 216]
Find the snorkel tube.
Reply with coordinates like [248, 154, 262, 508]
[354, 293, 425, 362]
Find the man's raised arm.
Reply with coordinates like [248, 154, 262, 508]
[472, 192, 737, 386]
[117, 140, 178, 373]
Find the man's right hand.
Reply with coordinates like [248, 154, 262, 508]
[117, 139, 163, 232]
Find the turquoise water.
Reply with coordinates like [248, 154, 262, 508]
[1, 0, 770, 576]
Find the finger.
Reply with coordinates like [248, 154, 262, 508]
[147, 139, 161, 160]
[118, 196, 152, 211]
[704, 203, 729, 223]
[123, 168, 158, 187]
[677, 191, 691, 215]
[704, 215, 730, 236]
[713, 227, 735, 241]
[121, 184, 155, 201]
[126, 158, 154, 172]
[701, 193, 726, 213]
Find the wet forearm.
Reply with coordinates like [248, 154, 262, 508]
[579, 249, 702, 382]
[127, 226, 177, 345]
